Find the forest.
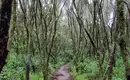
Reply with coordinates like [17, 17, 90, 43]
[0, 0, 130, 80]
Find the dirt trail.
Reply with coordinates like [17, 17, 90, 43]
[51, 63, 74, 80]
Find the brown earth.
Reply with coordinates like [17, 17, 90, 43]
[51, 63, 74, 80]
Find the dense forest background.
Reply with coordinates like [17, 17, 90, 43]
[0, 0, 130, 80]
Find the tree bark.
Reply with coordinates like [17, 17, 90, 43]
[103, 42, 116, 80]
[26, 55, 30, 80]
[0, 0, 13, 72]
[8, 0, 17, 50]
[116, 0, 130, 79]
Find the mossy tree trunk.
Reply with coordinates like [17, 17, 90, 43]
[0, 0, 13, 72]
[103, 42, 116, 80]
[8, 0, 17, 49]
[116, 0, 130, 79]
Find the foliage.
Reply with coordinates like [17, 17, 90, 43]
[0, 54, 25, 80]
[0, 52, 128, 80]
[1, 0, 130, 80]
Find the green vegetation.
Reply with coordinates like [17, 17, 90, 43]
[0, 51, 127, 80]
[0, 0, 130, 80]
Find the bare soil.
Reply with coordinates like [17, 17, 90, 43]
[51, 63, 74, 80]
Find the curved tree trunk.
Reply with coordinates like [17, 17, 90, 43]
[116, 0, 130, 79]
[0, 0, 13, 72]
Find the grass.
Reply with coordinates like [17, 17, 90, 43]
[0, 53, 128, 80]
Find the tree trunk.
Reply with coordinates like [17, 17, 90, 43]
[103, 42, 116, 80]
[26, 62, 30, 80]
[0, 0, 13, 72]
[116, 0, 130, 79]
[26, 55, 30, 80]
[8, 0, 17, 49]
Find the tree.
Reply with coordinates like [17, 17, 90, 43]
[0, 0, 13, 72]
[116, 0, 130, 79]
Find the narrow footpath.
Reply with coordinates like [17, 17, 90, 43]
[51, 63, 74, 80]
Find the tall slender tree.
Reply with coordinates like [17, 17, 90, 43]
[0, 0, 13, 72]
[116, 0, 130, 79]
